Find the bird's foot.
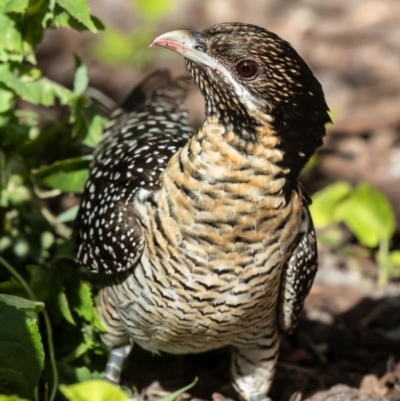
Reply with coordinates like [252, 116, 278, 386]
[249, 392, 273, 401]
[103, 344, 132, 384]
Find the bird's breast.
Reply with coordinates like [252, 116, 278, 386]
[111, 243, 284, 354]
[117, 130, 303, 353]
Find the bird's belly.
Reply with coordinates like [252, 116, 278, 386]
[108, 254, 282, 354]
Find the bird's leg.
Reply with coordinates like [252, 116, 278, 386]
[103, 343, 133, 384]
[97, 287, 133, 384]
[231, 331, 279, 401]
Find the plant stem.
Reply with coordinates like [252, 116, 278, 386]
[0, 255, 36, 300]
[377, 239, 389, 286]
[0, 256, 58, 401]
[42, 309, 58, 401]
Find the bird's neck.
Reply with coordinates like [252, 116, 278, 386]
[202, 114, 291, 187]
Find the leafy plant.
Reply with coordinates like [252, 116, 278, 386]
[310, 181, 400, 284]
[0, 2, 198, 400]
[0, 0, 107, 400]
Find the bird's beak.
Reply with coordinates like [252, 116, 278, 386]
[150, 30, 218, 69]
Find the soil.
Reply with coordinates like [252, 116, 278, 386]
[34, 0, 400, 399]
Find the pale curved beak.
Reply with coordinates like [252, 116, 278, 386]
[150, 30, 218, 69]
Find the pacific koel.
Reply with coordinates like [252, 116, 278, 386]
[75, 22, 331, 401]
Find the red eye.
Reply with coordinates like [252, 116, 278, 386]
[236, 60, 259, 79]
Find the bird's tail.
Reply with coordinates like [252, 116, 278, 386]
[121, 69, 191, 112]
[85, 69, 191, 119]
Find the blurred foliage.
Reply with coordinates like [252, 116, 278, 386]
[0, 1, 107, 400]
[310, 182, 400, 284]
[93, 0, 176, 67]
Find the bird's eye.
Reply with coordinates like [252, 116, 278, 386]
[194, 44, 205, 52]
[236, 60, 259, 79]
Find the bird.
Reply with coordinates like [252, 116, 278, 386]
[75, 22, 331, 401]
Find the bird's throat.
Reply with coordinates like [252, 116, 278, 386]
[162, 117, 291, 207]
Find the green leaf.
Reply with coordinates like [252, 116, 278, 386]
[0, 64, 73, 106]
[52, 8, 79, 29]
[56, 0, 98, 33]
[136, 0, 173, 20]
[0, 14, 23, 62]
[57, 362, 95, 384]
[310, 181, 352, 228]
[56, 279, 76, 325]
[70, 96, 106, 147]
[60, 380, 129, 401]
[83, 114, 105, 148]
[64, 335, 93, 360]
[335, 183, 396, 248]
[73, 281, 94, 323]
[73, 56, 89, 96]
[54, 239, 75, 259]
[26, 0, 49, 15]
[2, 0, 29, 13]
[53, 5, 104, 31]
[34, 156, 90, 193]
[35, 77, 73, 106]
[65, 273, 106, 331]
[0, 294, 44, 314]
[0, 88, 15, 112]
[41, 230, 54, 250]
[386, 251, 400, 278]
[57, 204, 79, 223]
[390, 251, 400, 266]
[27, 264, 51, 303]
[92, 307, 106, 332]
[0, 302, 44, 398]
[327, 109, 334, 124]
[0, 395, 30, 401]
[316, 226, 344, 248]
[302, 153, 319, 173]
[159, 378, 198, 401]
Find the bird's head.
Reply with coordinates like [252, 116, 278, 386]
[151, 23, 331, 177]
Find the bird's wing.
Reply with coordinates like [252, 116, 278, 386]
[75, 70, 194, 274]
[278, 196, 318, 332]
